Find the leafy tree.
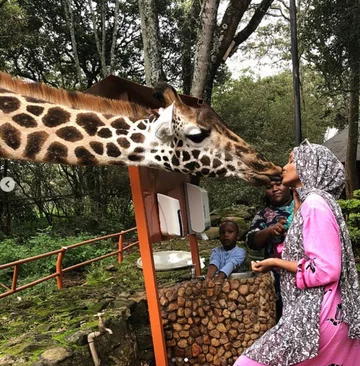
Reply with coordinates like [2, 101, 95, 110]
[139, 0, 276, 101]
[0, 0, 144, 88]
[301, 0, 360, 198]
[203, 70, 337, 209]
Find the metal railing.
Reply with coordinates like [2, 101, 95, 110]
[0, 227, 138, 299]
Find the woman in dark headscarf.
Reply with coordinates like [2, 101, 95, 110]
[234, 143, 360, 366]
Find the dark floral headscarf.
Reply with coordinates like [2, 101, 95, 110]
[243, 144, 360, 366]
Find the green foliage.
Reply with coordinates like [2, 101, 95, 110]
[0, 232, 117, 291]
[338, 190, 360, 248]
[208, 70, 334, 208]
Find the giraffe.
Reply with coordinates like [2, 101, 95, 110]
[0, 72, 281, 185]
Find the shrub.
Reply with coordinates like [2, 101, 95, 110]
[338, 190, 360, 252]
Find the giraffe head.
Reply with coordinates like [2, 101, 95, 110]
[0, 73, 281, 185]
[145, 83, 282, 185]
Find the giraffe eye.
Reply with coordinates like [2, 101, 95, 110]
[185, 128, 211, 143]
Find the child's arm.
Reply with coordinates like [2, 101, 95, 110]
[206, 248, 221, 280]
[217, 248, 247, 279]
[206, 264, 218, 280]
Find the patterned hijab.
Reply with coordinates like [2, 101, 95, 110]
[294, 143, 360, 339]
[243, 143, 360, 366]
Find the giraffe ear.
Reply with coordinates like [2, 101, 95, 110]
[153, 82, 182, 107]
[154, 103, 175, 141]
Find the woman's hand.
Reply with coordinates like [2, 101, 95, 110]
[268, 220, 286, 236]
[251, 258, 276, 273]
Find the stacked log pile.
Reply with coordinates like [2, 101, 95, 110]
[159, 273, 276, 366]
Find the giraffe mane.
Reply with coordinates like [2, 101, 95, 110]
[0, 72, 151, 118]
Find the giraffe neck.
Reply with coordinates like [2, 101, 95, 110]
[0, 72, 282, 184]
[0, 87, 159, 167]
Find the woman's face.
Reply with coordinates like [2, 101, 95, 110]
[265, 183, 292, 206]
[282, 152, 302, 187]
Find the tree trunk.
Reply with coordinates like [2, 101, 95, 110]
[180, 1, 201, 95]
[109, 0, 120, 74]
[345, 56, 360, 198]
[88, 0, 107, 78]
[190, 0, 219, 98]
[138, 0, 164, 86]
[62, 0, 83, 84]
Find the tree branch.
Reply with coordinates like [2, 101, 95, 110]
[228, 0, 275, 59]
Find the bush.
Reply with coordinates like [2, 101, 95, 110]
[338, 190, 360, 252]
[0, 231, 117, 289]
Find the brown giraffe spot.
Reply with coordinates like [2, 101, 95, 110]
[225, 153, 233, 161]
[0, 123, 21, 150]
[137, 122, 147, 130]
[134, 147, 145, 153]
[12, 113, 37, 128]
[45, 142, 68, 164]
[177, 140, 183, 147]
[130, 133, 145, 143]
[104, 114, 114, 119]
[227, 165, 236, 171]
[200, 156, 210, 166]
[164, 162, 171, 170]
[111, 118, 130, 131]
[216, 168, 227, 177]
[106, 143, 121, 158]
[76, 113, 105, 136]
[108, 161, 126, 166]
[209, 172, 217, 177]
[250, 161, 269, 172]
[171, 156, 180, 166]
[212, 159, 222, 169]
[26, 105, 44, 116]
[184, 162, 199, 171]
[150, 149, 158, 153]
[90, 141, 104, 155]
[24, 131, 49, 159]
[117, 137, 130, 149]
[201, 168, 210, 175]
[155, 155, 161, 161]
[25, 96, 46, 104]
[0, 96, 20, 113]
[182, 151, 191, 161]
[163, 156, 169, 161]
[148, 115, 156, 123]
[225, 142, 232, 152]
[43, 107, 71, 127]
[256, 152, 267, 161]
[225, 131, 240, 143]
[192, 150, 200, 159]
[235, 144, 250, 154]
[75, 147, 98, 165]
[56, 127, 83, 142]
[128, 154, 144, 162]
[97, 128, 112, 138]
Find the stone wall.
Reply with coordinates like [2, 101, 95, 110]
[159, 273, 276, 366]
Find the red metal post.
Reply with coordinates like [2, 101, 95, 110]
[118, 232, 124, 263]
[189, 234, 201, 276]
[11, 264, 19, 292]
[56, 248, 66, 290]
[128, 166, 168, 366]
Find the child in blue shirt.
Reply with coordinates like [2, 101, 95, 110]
[206, 220, 246, 281]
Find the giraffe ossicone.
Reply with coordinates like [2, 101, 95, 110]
[0, 72, 281, 185]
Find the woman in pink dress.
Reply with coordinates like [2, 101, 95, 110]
[234, 142, 360, 366]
